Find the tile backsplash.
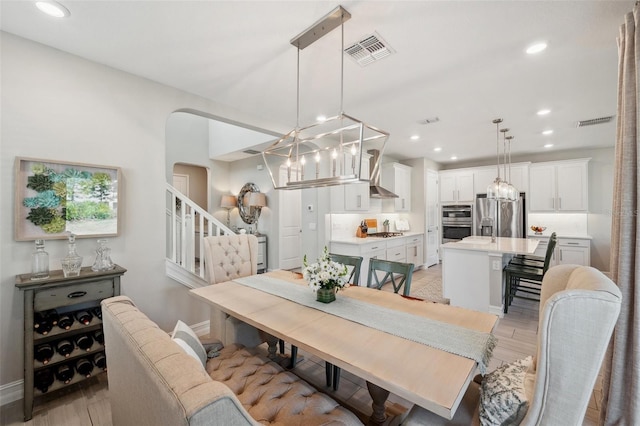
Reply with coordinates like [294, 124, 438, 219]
[527, 213, 588, 236]
[327, 213, 408, 240]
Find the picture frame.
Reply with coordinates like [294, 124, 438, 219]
[14, 157, 122, 241]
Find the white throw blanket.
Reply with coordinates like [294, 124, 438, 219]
[234, 275, 496, 373]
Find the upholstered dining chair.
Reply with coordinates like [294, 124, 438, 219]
[503, 233, 557, 313]
[402, 265, 622, 425]
[367, 258, 415, 297]
[202, 234, 264, 348]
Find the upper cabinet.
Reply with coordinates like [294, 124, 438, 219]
[473, 163, 530, 197]
[330, 153, 371, 212]
[529, 159, 589, 212]
[439, 171, 474, 203]
[382, 162, 412, 211]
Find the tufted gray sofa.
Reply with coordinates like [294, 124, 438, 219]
[102, 296, 363, 426]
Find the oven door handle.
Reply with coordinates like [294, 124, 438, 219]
[442, 224, 472, 227]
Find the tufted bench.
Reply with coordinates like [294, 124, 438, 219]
[102, 296, 362, 426]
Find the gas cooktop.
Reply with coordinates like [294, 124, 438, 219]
[368, 232, 404, 238]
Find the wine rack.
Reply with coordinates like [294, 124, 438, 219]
[16, 265, 126, 421]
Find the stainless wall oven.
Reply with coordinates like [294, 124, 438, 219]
[442, 204, 473, 243]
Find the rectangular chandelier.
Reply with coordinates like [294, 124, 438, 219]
[261, 5, 390, 190]
[262, 112, 389, 190]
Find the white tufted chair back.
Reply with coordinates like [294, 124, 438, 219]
[203, 234, 258, 284]
[203, 234, 263, 348]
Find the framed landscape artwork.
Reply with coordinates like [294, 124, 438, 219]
[15, 157, 121, 241]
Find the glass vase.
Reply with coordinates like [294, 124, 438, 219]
[316, 287, 336, 303]
[61, 233, 83, 277]
[91, 239, 114, 271]
[31, 239, 49, 280]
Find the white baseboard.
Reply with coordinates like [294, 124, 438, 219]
[191, 320, 210, 337]
[1, 379, 23, 406]
[489, 305, 505, 318]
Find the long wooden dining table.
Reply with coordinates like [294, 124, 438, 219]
[189, 270, 498, 422]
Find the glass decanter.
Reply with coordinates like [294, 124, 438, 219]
[31, 239, 50, 280]
[61, 233, 83, 277]
[91, 239, 114, 271]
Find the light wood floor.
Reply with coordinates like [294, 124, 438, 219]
[1, 264, 602, 425]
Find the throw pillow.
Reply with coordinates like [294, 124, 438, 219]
[479, 356, 533, 426]
[171, 320, 207, 368]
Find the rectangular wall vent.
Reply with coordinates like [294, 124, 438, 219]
[576, 115, 615, 127]
[242, 149, 261, 155]
[344, 32, 394, 67]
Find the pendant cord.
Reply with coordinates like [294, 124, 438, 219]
[340, 17, 344, 114]
[296, 48, 300, 129]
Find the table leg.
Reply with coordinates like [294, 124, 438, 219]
[366, 381, 390, 424]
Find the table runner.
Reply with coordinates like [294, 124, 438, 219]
[234, 275, 496, 373]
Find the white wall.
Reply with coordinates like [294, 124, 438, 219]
[0, 33, 286, 390]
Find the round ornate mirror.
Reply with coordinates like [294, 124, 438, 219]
[238, 182, 261, 224]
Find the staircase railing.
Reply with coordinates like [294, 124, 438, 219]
[166, 183, 234, 282]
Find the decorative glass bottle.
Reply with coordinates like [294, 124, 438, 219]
[31, 239, 50, 280]
[91, 239, 114, 271]
[61, 233, 83, 277]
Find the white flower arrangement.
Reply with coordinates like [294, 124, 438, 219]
[302, 247, 348, 291]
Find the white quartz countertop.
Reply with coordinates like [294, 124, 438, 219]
[330, 232, 423, 245]
[527, 233, 592, 240]
[441, 236, 538, 255]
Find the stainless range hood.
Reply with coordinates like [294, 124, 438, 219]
[368, 150, 398, 198]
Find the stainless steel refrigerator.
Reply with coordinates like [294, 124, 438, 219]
[475, 193, 526, 238]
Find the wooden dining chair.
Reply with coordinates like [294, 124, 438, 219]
[510, 232, 557, 267]
[366, 258, 415, 297]
[285, 254, 363, 391]
[324, 253, 363, 390]
[503, 234, 557, 313]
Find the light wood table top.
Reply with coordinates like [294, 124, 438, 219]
[190, 270, 498, 419]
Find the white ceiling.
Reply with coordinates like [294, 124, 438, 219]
[1, 1, 633, 164]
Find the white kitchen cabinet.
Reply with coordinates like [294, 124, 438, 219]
[529, 159, 589, 212]
[382, 162, 412, 211]
[330, 234, 424, 285]
[557, 238, 590, 266]
[474, 163, 529, 197]
[528, 235, 590, 267]
[440, 171, 474, 203]
[330, 240, 386, 286]
[405, 234, 424, 267]
[330, 153, 371, 212]
[386, 238, 407, 263]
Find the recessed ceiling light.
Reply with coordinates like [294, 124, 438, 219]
[537, 109, 551, 116]
[544, 143, 554, 148]
[542, 130, 554, 135]
[450, 156, 458, 160]
[433, 147, 442, 152]
[526, 42, 547, 55]
[35, 1, 70, 18]
[410, 135, 420, 141]
[316, 115, 327, 122]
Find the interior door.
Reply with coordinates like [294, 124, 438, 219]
[279, 166, 302, 270]
[426, 169, 439, 267]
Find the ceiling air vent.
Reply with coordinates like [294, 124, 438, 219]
[418, 117, 440, 125]
[344, 32, 394, 67]
[576, 115, 615, 127]
[242, 149, 261, 155]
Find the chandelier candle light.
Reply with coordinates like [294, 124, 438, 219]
[262, 6, 390, 190]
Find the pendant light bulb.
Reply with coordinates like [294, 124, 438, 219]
[486, 118, 503, 199]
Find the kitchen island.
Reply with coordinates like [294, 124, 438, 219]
[441, 236, 538, 316]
